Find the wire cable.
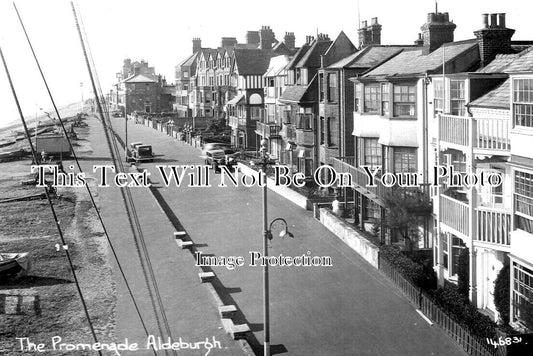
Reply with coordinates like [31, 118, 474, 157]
[0, 43, 102, 356]
[11, 4, 157, 353]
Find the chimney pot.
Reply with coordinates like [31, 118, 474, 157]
[481, 14, 489, 28]
[498, 13, 506, 28]
[371, 17, 378, 25]
[361, 20, 367, 28]
[490, 13, 498, 27]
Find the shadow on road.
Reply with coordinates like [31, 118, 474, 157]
[148, 184, 270, 354]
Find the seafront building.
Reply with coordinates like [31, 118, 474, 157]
[108, 8, 533, 332]
[109, 59, 175, 115]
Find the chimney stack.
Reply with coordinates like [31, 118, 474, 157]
[246, 31, 260, 45]
[420, 11, 456, 53]
[474, 13, 515, 67]
[358, 17, 382, 48]
[259, 25, 275, 50]
[414, 33, 424, 46]
[192, 37, 201, 53]
[284, 32, 295, 49]
[221, 37, 237, 49]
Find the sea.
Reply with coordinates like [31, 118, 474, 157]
[0, 102, 82, 138]
[0, 102, 84, 153]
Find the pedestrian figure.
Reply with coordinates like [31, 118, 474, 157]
[41, 150, 47, 163]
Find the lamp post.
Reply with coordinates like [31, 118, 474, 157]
[254, 138, 294, 356]
[124, 87, 129, 161]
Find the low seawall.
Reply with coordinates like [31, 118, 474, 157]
[319, 208, 379, 269]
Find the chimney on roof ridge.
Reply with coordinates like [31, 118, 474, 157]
[420, 11, 456, 54]
[358, 17, 381, 49]
[246, 31, 260, 45]
[192, 37, 201, 54]
[474, 13, 515, 67]
[259, 25, 275, 50]
[221, 37, 237, 50]
[284, 32, 295, 49]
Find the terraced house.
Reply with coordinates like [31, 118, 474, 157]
[173, 38, 201, 117]
[431, 14, 533, 325]
[333, 11, 483, 249]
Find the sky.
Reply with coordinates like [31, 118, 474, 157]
[0, 0, 532, 128]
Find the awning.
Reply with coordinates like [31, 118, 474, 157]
[227, 93, 245, 106]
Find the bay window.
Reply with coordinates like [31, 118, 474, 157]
[513, 78, 533, 128]
[363, 138, 382, 168]
[393, 85, 416, 117]
[364, 84, 381, 113]
[381, 83, 390, 116]
[512, 262, 533, 329]
[515, 171, 533, 233]
[434, 79, 444, 113]
[393, 147, 417, 173]
[450, 80, 465, 116]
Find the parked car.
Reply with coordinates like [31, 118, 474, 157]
[204, 148, 235, 173]
[127, 142, 154, 163]
[202, 142, 231, 154]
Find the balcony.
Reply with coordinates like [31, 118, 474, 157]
[332, 157, 432, 210]
[256, 122, 281, 139]
[475, 207, 511, 247]
[438, 114, 511, 154]
[439, 194, 469, 237]
[331, 157, 389, 205]
[439, 193, 512, 248]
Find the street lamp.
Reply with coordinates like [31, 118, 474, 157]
[253, 138, 294, 356]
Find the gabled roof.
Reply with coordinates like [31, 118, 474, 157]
[179, 52, 199, 67]
[279, 74, 318, 103]
[233, 49, 272, 75]
[264, 55, 290, 78]
[227, 93, 245, 105]
[363, 40, 479, 78]
[322, 31, 357, 65]
[295, 39, 333, 68]
[327, 45, 415, 70]
[286, 44, 311, 70]
[124, 73, 157, 83]
[468, 78, 510, 109]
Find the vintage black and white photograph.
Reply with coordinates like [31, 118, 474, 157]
[1, 0, 533, 355]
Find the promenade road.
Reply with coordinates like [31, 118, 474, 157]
[111, 117, 467, 356]
[74, 116, 245, 356]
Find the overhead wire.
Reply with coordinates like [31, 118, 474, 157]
[71, 3, 178, 355]
[0, 43, 102, 356]
[11, 3, 158, 353]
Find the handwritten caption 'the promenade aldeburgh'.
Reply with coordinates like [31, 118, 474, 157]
[16, 335, 221, 356]
[32, 164, 504, 189]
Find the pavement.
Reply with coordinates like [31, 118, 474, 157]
[105, 116, 468, 356]
[73, 116, 245, 356]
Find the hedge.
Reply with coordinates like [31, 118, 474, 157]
[432, 283, 498, 338]
[379, 245, 434, 288]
